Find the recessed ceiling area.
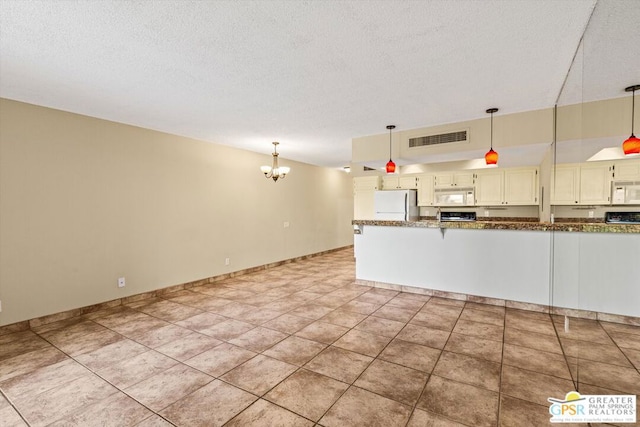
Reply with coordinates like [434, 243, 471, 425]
[1, 0, 638, 168]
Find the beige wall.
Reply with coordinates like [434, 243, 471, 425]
[352, 96, 637, 172]
[0, 99, 354, 326]
[352, 107, 554, 168]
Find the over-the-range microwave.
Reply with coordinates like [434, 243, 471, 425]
[434, 187, 475, 206]
[611, 181, 640, 205]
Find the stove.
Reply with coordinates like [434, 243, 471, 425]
[605, 212, 640, 224]
[440, 212, 477, 222]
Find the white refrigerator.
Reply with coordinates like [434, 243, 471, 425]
[374, 189, 419, 221]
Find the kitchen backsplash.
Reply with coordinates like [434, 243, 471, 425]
[419, 205, 539, 219]
[551, 205, 640, 220]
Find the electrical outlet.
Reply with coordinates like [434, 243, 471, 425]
[484, 210, 490, 217]
[225, 258, 230, 266]
[588, 210, 594, 218]
[283, 221, 290, 228]
[118, 277, 126, 288]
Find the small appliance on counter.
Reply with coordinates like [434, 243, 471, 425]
[439, 211, 477, 222]
[374, 189, 419, 221]
[605, 211, 640, 224]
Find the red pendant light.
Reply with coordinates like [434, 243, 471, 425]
[623, 85, 640, 155]
[386, 125, 396, 173]
[485, 108, 499, 165]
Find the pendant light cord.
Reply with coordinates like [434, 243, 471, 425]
[490, 112, 494, 150]
[632, 87, 636, 135]
[389, 127, 392, 159]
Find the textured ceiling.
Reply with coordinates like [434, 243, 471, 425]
[1, 0, 638, 168]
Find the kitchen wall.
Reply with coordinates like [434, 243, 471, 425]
[351, 97, 633, 172]
[0, 99, 354, 326]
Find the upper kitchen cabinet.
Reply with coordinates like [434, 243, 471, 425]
[475, 167, 538, 206]
[417, 174, 435, 206]
[382, 175, 418, 190]
[434, 171, 474, 188]
[614, 159, 640, 181]
[504, 167, 539, 205]
[474, 169, 503, 206]
[551, 164, 580, 204]
[551, 162, 613, 205]
[353, 176, 380, 191]
[579, 162, 614, 205]
[353, 176, 380, 220]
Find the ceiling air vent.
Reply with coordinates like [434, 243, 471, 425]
[409, 130, 468, 148]
[363, 166, 376, 171]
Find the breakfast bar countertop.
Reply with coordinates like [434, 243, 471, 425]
[351, 219, 640, 234]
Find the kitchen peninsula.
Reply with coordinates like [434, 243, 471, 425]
[352, 218, 640, 322]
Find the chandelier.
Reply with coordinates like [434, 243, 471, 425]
[260, 142, 290, 182]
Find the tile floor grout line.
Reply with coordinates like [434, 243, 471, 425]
[496, 301, 508, 427]
[403, 298, 469, 427]
[598, 320, 640, 376]
[43, 323, 190, 426]
[285, 288, 418, 425]
[550, 313, 581, 393]
[0, 386, 32, 426]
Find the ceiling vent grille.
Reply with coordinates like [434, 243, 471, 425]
[409, 130, 468, 147]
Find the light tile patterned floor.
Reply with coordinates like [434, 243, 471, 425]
[0, 248, 639, 426]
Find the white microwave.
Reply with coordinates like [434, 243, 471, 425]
[434, 188, 475, 206]
[611, 182, 640, 205]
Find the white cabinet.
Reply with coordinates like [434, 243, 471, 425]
[474, 170, 503, 206]
[551, 162, 613, 205]
[614, 159, 640, 181]
[579, 162, 613, 205]
[353, 176, 380, 220]
[434, 171, 474, 188]
[475, 167, 538, 206]
[382, 175, 418, 190]
[417, 174, 434, 206]
[551, 164, 580, 205]
[354, 176, 380, 192]
[504, 167, 538, 205]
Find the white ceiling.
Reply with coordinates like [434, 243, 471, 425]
[1, 0, 638, 168]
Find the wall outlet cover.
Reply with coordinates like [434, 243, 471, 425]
[118, 277, 126, 288]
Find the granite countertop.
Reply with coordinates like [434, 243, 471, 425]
[352, 219, 640, 234]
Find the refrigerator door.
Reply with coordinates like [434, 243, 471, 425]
[375, 212, 407, 221]
[374, 190, 408, 214]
